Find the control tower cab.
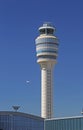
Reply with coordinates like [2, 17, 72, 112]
[36, 23, 59, 64]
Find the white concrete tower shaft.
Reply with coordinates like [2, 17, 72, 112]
[41, 62, 54, 118]
[35, 23, 59, 119]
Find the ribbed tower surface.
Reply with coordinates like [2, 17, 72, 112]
[35, 22, 59, 119]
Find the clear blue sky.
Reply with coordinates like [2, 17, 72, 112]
[0, 0, 83, 118]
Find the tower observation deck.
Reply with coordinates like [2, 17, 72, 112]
[35, 23, 59, 119]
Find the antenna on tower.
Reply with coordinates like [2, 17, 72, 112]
[12, 106, 20, 112]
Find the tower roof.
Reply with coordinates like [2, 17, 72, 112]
[39, 22, 55, 31]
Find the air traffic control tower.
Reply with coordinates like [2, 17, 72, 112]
[35, 23, 59, 119]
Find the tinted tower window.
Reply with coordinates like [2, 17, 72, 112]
[47, 29, 54, 34]
[40, 29, 45, 34]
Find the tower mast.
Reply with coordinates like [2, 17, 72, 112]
[35, 23, 59, 119]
